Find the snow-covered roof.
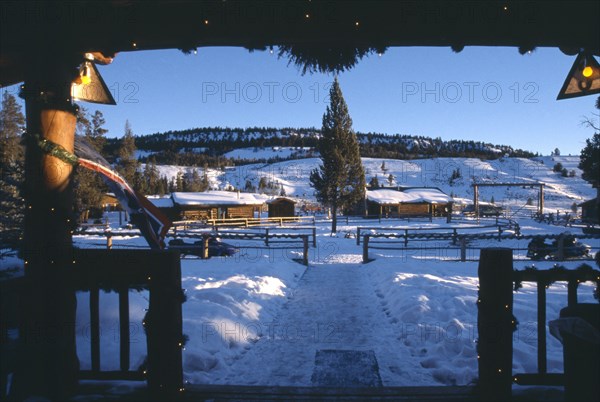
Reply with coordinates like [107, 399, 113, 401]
[172, 191, 266, 206]
[147, 195, 174, 208]
[367, 188, 453, 205]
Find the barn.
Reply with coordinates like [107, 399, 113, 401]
[170, 191, 266, 220]
[267, 197, 297, 218]
[365, 187, 454, 219]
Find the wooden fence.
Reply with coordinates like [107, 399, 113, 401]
[361, 232, 600, 263]
[172, 216, 315, 230]
[0, 249, 184, 400]
[171, 231, 311, 266]
[477, 248, 600, 401]
[74, 228, 314, 265]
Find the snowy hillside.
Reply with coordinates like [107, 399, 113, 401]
[153, 155, 596, 213]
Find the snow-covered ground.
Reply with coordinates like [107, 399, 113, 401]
[59, 213, 599, 388]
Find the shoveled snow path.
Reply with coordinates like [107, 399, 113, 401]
[218, 257, 431, 386]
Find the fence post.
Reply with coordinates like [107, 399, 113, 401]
[357, 227, 361, 245]
[556, 234, 565, 260]
[265, 228, 269, 246]
[303, 236, 309, 266]
[107, 234, 112, 250]
[453, 229, 458, 245]
[312, 227, 316, 248]
[363, 235, 370, 263]
[477, 248, 513, 402]
[404, 229, 409, 247]
[460, 238, 467, 262]
[497, 226, 502, 242]
[202, 235, 209, 259]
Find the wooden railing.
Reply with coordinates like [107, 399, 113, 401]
[174, 216, 316, 229]
[0, 250, 184, 399]
[73, 249, 184, 395]
[477, 248, 600, 401]
[361, 232, 600, 263]
[74, 228, 314, 265]
[171, 231, 310, 266]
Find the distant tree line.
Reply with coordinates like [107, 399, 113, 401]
[103, 126, 535, 168]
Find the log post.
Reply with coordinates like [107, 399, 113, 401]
[363, 235, 370, 263]
[312, 227, 316, 247]
[146, 252, 183, 398]
[12, 55, 81, 400]
[302, 236, 309, 266]
[477, 248, 513, 402]
[202, 234, 210, 259]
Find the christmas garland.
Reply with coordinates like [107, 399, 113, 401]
[33, 133, 80, 166]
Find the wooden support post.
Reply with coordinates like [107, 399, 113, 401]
[90, 287, 100, 373]
[14, 57, 81, 401]
[302, 236, 309, 266]
[537, 281, 547, 374]
[265, 228, 269, 246]
[452, 229, 458, 245]
[119, 287, 130, 372]
[357, 227, 361, 245]
[312, 227, 316, 247]
[146, 252, 183, 398]
[477, 248, 513, 402]
[404, 229, 409, 247]
[107, 233, 113, 250]
[363, 236, 370, 263]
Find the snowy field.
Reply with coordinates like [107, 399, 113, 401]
[153, 156, 596, 213]
[63, 213, 598, 389]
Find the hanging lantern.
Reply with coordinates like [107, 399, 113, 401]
[71, 59, 117, 105]
[557, 53, 600, 100]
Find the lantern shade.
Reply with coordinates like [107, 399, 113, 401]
[557, 53, 600, 100]
[71, 61, 117, 105]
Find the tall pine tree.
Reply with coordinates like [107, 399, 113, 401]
[0, 92, 25, 248]
[310, 77, 365, 233]
[116, 120, 140, 188]
[73, 108, 108, 222]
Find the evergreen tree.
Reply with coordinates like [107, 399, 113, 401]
[368, 176, 380, 188]
[0, 92, 25, 248]
[142, 158, 161, 194]
[579, 133, 600, 188]
[116, 120, 140, 188]
[73, 108, 108, 221]
[258, 176, 268, 191]
[89, 110, 108, 152]
[387, 174, 395, 186]
[309, 78, 365, 233]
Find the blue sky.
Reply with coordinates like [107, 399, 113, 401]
[3, 46, 598, 155]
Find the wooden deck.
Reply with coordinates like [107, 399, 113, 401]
[72, 384, 478, 402]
